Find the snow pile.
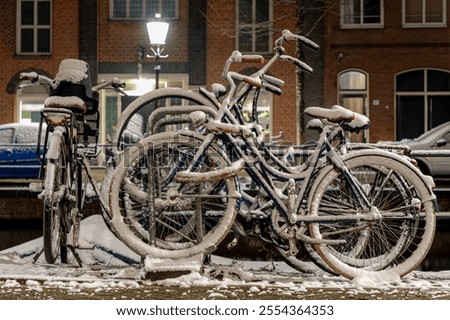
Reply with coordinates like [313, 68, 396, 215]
[2, 214, 140, 266]
[1, 214, 450, 299]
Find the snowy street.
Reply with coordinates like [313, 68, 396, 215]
[1, 215, 450, 300]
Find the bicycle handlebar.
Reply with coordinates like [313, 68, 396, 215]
[276, 29, 320, 52]
[279, 55, 313, 74]
[18, 72, 52, 89]
[232, 51, 265, 64]
[19, 71, 126, 96]
[221, 50, 265, 79]
[220, 30, 316, 100]
[92, 77, 127, 95]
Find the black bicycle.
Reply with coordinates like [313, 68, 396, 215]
[19, 59, 126, 264]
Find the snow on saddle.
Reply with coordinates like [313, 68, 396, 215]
[44, 95, 87, 113]
[305, 105, 370, 133]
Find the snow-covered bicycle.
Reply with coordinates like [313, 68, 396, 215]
[19, 60, 126, 264]
[106, 30, 437, 279]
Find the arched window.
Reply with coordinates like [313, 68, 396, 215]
[396, 69, 450, 140]
[338, 70, 369, 142]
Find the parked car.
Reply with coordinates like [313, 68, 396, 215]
[0, 123, 45, 179]
[393, 121, 450, 177]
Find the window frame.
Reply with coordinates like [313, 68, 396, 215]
[340, 0, 384, 29]
[16, 0, 52, 55]
[402, 0, 447, 28]
[396, 68, 450, 139]
[236, 0, 273, 54]
[338, 69, 370, 142]
[110, 0, 179, 20]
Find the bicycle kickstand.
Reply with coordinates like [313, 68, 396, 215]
[32, 246, 45, 264]
[66, 245, 83, 267]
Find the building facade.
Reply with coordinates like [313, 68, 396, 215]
[1, 0, 315, 146]
[324, 0, 450, 142]
[2, 0, 450, 146]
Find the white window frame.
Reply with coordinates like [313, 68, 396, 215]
[236, 0, 273, 54]
[402, 0, 447, 28]
[16, 0, 52, 55]
[340, 0, 384, 29]
[110, 0, 178, 20]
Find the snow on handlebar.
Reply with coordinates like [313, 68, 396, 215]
[230, 72, 282, 96]
[230, 50, 265, 64]
[277, 29, 320, 52]
[19, 71, 39, 82]
[280, 55, 313, 74]
[18, 72, 52, 89]
[111, 77, 126, 88]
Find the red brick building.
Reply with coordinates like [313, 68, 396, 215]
[0, 0, 79, 123]
[2, 1, 450, 145]
[0, 0, 308, 145]
[323, 0, 450, 142]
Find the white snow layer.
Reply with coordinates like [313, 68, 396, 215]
[53, 59, 88, 86]
[1, 214, 450, 297]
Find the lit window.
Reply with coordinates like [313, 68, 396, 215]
[17, 0, 51, 55]
[338, 70, 369, 142]
[341, 0, 384, 28]
[111, 0, 178, 19]
[403, 0, 446, 27]
[237, 0, 272, 53]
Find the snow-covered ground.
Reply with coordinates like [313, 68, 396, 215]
[1, 214, 450, 300]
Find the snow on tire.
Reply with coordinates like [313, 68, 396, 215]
[108, 131, 238, 259]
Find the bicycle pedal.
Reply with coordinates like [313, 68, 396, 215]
[226, 236, 239, 249]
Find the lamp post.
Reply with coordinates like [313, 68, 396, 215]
[146, 15, 169, 90]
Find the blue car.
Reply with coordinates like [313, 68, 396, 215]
[0, 123, 45, 179]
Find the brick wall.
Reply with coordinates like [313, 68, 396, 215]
[0, 1, 79, 124]
[97, 0, 190, 65]
[324, 2, 450, 142]
[206, 0, 301, 144]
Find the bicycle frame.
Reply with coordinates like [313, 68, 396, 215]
[176, 103, 375, 230]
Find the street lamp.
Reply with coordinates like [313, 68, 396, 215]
[146, 15, 169, 90]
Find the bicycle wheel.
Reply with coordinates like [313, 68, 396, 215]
[112, 88, 218, 151]
[308, 149, 436, 279]
[101, 88, 218, 217]
[270, 207, 335, 274]
[60, 162, 85, 264]
[273, 241, 335, 274]
[42, 128, 70, 264]
[108, 130, 238, 259]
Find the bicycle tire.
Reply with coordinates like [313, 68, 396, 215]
[60, 163, 85, 264]
[112, 88, 217, 152]
[42, 128, 70, 264]
[273, 241, 335, 274]
[307, 149, 436, 279]
[101, 88, 218, 217]
[108, 130, 238, 259]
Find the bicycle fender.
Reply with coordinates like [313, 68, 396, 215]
[46, 126, 66, 161]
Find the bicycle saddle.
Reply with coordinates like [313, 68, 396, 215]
[304, 105, 355, 123]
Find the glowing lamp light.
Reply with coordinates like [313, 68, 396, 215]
[146, 21, 169, 46]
